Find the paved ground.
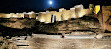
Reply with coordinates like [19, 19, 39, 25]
[29, 38, 111, 49]
[12, 34, 111, 49]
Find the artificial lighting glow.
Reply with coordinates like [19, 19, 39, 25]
[49, 1, 52, 5]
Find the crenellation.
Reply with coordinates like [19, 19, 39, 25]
[0, 4, 98, 24]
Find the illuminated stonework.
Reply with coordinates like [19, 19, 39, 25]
[0, 4, 96, 24]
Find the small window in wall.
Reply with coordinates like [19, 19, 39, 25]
[36, 14, 38, 16]
[54, 15, 56, 23]
[51, 15, 53, 23]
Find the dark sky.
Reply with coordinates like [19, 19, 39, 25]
[0, 0, 110, 13]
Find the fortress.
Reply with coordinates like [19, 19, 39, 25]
[0, 4, 100, 24]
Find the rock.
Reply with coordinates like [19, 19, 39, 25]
[0, 18, 36, 29]
[36, 16, 102, 34]
[102, 6, 111, 31]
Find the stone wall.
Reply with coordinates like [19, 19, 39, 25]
[102, 6, 111, 31]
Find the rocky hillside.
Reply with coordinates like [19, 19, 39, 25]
[0, 16, 107, 36]
[35, 16, 105, 34]
[0, 18, 36, 29]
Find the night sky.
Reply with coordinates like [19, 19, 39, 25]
[0, 0, 110, 13]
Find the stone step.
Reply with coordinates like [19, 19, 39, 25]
[17, 46, 37, 49]
[15, 42, 29, 45]
[64, 35, 96, 39]
[32, 34, 97, 39]
[14, 40, 29, 43]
